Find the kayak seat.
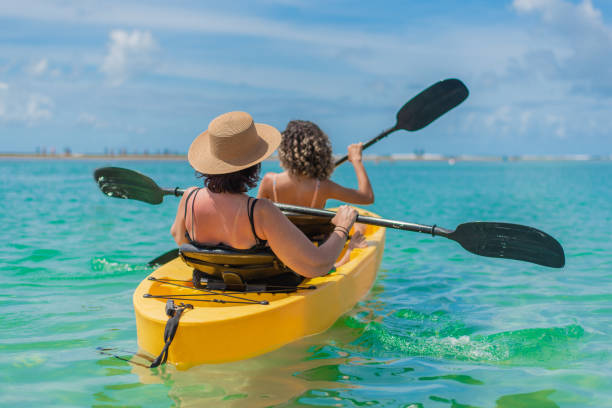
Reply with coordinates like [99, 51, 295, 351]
[286, 213, 334, 243]
[179, 243, 302, 291]
[192, 269, 305, 292]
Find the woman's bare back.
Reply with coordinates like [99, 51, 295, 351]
[181, 188, 260, 249]
[268, 172, 328, 208]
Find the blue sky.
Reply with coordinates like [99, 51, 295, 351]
[1, 0, 611, 155]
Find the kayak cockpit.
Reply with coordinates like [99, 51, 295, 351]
[180, 243, 304, 292]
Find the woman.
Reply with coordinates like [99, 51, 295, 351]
[257, 120, 374, 208]
[257, 120, 374, 265]
[170, 111, 358, 279]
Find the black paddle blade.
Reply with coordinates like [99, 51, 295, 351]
[447, 222, 565, 268]
[148, 248, 180, 267]
[94, 167, 164, 205]
[397, 78, 468, 131]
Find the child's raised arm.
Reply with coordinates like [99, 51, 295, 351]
[327, 143, 374, 205]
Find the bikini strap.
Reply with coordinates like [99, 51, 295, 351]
[272, 174, 278, 203]
[183, 188, 200, 242]
[310, 179, 320, 207]
[247, 197, 267, 247]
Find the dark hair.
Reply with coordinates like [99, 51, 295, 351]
[197, 163, 261, 193]
[279, 120, 334, 180]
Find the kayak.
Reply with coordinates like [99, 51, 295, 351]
[133, 208, 386, 369]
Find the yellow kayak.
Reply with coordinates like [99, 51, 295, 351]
[133, 209, 385, 370]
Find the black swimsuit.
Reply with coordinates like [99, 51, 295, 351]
[183, 188, 268, 250]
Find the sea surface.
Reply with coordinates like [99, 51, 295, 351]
[0, 159, 610, 407]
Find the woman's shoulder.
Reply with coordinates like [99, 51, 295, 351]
[254, 196, 275, 209]
[262, 171, 291, 187]
[260, 172, 278, 185]
[175, 186, 200, 217]
[262, 171, 283, 179]
[319, 178, 338, 192]
[181, 186, 206, 201]
[257, 173, 273, 193]
[183, 186, 201, 195]
[254, 197, 283, 218]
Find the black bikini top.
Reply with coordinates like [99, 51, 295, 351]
[183, 188, 267, 250]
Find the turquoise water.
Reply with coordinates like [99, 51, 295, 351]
[0, 159, 610, 407]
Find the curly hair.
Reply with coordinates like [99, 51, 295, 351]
[197, 163, 261, 193]
[279, 120, 334, 180]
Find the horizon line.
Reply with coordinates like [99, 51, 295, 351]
[1, 152, 611, 162]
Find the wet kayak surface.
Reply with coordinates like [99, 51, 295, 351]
[0, 159, 610, 407]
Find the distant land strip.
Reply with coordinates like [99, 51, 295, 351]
[1, 153, 611, 162]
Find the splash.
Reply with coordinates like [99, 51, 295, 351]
[351, 318, 585, 367]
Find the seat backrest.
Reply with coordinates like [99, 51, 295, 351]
[285, 213, 334, 241]
[179, 243, 286, 281]
[179, 215, 331, 282]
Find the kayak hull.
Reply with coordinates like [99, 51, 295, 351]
[133, 209, 385, 369]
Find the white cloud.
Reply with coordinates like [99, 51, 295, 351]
[77, 112, 108, 128]
[514, 0, 602, 21]
[0, 86, 54, 123]
[25, 94, 53, 121]
[519, 111, 533, 134]
[27, 58, 48, 76]
[466, 104, 571, 142]
[0, 88, 5, 117]
[514, 0, 557, 14]
[544, 114, 567, 139]
[0, 85, 9, 118]
[77, 112, 97, 125]
[513, 0, 608, 36]
[0, 82, 8, 116]
[0, 1, 538, 83]
[126, 124, 146, 134]
[483, 105, 513, 134]
[511, 0, 612, 92]
[1, 1, 391, 51]
[2, 0, 611, 152]
[101, 29, 156, 86]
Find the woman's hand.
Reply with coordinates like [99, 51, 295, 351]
[331, 205, 358, 231]
[257, 199, 358, 278]
[347, 143, 363, 163]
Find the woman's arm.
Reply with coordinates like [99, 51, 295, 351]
[327, 143, 374, 205]
[255, 199, 358, 278]
[170, 187, 195, 246]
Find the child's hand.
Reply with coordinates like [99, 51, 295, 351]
[347, 230, 368, 249]
[347, 143, 363, 163]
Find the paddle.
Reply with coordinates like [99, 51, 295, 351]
[334, 78, 469, 167]
[94, 167, 565, 268]
[148, 248, 180, 267]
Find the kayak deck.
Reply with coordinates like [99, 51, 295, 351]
[134, 209, 385, 369]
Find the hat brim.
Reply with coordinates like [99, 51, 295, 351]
[188, 123, 281, 174]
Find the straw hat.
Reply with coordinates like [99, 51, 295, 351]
[188, 111, 281, 174]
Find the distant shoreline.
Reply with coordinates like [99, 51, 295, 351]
[1, 153, 610, 162]
[0, 153, 187, 161]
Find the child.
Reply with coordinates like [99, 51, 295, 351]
[257, 120, 374, 266]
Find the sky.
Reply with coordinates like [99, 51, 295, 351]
[1, 0, 611, 155]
